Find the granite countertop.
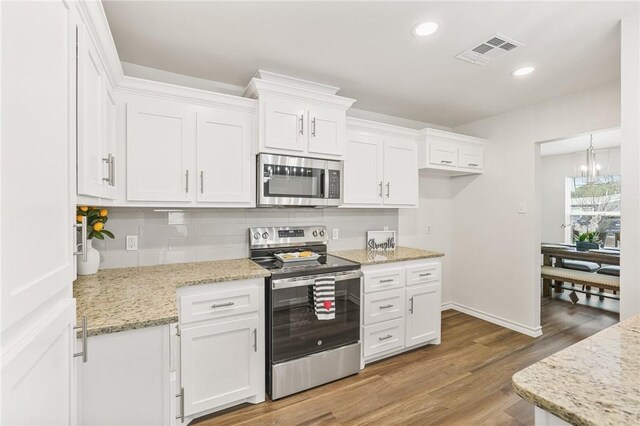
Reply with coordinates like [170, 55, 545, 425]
[73, 259, 270, 337]
[331, 246, 444, 265]
[512, 314, 640, 426]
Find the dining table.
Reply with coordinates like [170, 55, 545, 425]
[541, 244, 620, 297]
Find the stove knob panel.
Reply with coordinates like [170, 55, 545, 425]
[253, 232, 260, 240]
[262, 232, 269, 239]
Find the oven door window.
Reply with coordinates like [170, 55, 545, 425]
[271, 278, 360, 363]
[263, 164, 325, 199]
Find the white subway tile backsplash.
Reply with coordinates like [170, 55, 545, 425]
[96, 207, 399, 270]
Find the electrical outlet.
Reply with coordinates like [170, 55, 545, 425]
[383, 226, 389, 231]
[332, 228, 339, 240]
[517, 202, 527, 214]
[426, 225, 432, 234]
[126, 235, 138, 251]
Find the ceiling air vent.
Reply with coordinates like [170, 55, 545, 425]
[456, 33, 524, 66]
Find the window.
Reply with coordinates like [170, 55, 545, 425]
[565, 175, 621, 246]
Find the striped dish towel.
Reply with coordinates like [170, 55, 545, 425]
[311, 276, 335, 320]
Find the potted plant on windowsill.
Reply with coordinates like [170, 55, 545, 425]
[76, 206, 115, 275]
[575, 231, 600, 251]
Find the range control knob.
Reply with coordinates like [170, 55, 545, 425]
[253, 232, 260, 240]
[262, 232, 269, 239]
[319, 230, 326, 237]
[313, 230, 318, 237]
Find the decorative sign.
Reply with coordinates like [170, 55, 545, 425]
[367, 231, 396, 252]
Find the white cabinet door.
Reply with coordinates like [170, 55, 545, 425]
[429, 141, 458, 167]
[405, 284, 441, 348]
[383, 138, 418, 206]
[76, 24, 106, 198]
[458, 144, 484, 170]
[308, 106, 345, 157]
[263, 99, 306, 153]
[344, 132, 384, 206]
[181, 316, 260, 417]
[1, 1, 76, 423]
[101, 86, 117, 199]
[126, 98, 194, 202]
[196, 109, 253, 205]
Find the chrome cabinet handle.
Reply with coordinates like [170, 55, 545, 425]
[73, 316, 88, 363]
[379, 181, 383, 198]
[299, 114, 304, 135]
[386, 182, 390, 198]
[73, 216, 88, 262]
[185, 170, 189, 193]
[200, 171, 204, 194]
[102, 154, 115, 186]
[409, 297, 414, 314]
[378, 334, 393, 341]
[440, 160, 453, 164]
[211, 301, 235, 309]
[311, 117, 316, 137]
[379, 304, 394, 310]
[419, 273, 432, 277]
[253, 328, 257, 352]
[175, 388, 184, 422]
[379, 278, 394, 283]
[468, 163, 479, 167]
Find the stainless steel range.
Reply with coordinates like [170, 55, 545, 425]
[249, 225, 362, 400]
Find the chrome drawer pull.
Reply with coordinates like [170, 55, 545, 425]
[211, 301, 235, 309]
[73, 316, 88, 363]
[379, 279, 394, 283]
[409, 297, 415, 314]
[440, 160, 453, 164]
[468, 163, 479, 167]
[253, 328, 257, 352]
[419, 273, 432, 277]
[379, 304, 394, 309]
[378, 334, 393, 341]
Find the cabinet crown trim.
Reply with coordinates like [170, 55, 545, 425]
[420, 128, 486, 145]
[244, 78, 356, 110]
[253, 70, 340, 95]
[346, 117, 420, 139]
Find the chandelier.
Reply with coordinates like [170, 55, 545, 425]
[580, 135, 601, 182]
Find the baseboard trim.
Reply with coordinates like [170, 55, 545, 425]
[449, 303, 543, 338]
[441, 302, 454, 311]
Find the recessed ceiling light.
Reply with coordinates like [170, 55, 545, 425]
[512, 66, 535, 77]
[412, 22, 439, 37]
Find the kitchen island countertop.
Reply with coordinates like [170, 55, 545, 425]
[331, 246, 444, 265]
[73, 258, 270, 337]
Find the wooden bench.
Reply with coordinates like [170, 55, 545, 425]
[541, 266, 620, 301]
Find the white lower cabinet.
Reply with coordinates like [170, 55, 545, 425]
[176, 278, 265, 424]
[362, 260, 442, 364]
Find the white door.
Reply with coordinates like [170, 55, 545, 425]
[307, 106, 345, 157]
[383, 138, 418, 206]
[196, 109, 253, 205]
[343, 132, 383, 206]
[76, 23, 106, 198]
[405, 284, 441, 348]
[1, 0, 77, 424]
[180, 316, 260, 417]
[126, 98, 195, 202]
[263, 98, 306, 153]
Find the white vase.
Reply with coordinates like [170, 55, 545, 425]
[77, 238, 100, 276]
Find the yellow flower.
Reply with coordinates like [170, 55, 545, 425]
[76, 215, 83, 223]
[79, 206, 89, 212]
[99, 209, 108, 217]
[93, 222, 104, 232]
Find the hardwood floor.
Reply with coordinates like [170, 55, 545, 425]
[194, 299, 618, 426]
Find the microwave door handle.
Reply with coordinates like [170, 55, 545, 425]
[320, 169, 326, 198]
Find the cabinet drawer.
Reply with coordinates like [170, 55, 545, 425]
[363, 267, 405, 293]
[363, 289, 405, 325]
[406, 263, 441, 286]
[363, 319, 405, 358]
[459, 145, 483, 169]
[429, 142, 458, 167]
[179, 286, 260, 325]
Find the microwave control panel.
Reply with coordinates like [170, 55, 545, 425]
[328, 170, 341, 199]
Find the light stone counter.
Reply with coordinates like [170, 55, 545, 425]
[73, 259, 270, 337]
[331, 246, 444, 265]
[512, 314, 640, 426]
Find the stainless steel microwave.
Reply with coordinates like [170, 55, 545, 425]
[257, 153, 343, 207]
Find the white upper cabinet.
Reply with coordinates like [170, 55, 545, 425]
[418, 128, 486, 176]
[343, 118, 418, 208]
[77, 24, 116, 199]
[126, 98, 194, 202]
[196, 109, 254, 205]
[245, 71, 355, 160]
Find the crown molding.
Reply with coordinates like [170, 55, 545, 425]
[419, 127, 486, 145]
[244, 78, 356, 110]
[346, 117, 420, 139]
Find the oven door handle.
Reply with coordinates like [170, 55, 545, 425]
[272, 270, 363, 290]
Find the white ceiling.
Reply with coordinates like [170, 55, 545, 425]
[540, 128, 621, 156]
[102, 1, 638, 127]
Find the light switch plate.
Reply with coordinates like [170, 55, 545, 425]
[332, 228, 339, 240]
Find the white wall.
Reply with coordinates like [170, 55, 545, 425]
[399, 175, 453, 305]
[451, 79, 620, 335]
[540, 147, 620, 243]
[620, 13, 640, 320]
